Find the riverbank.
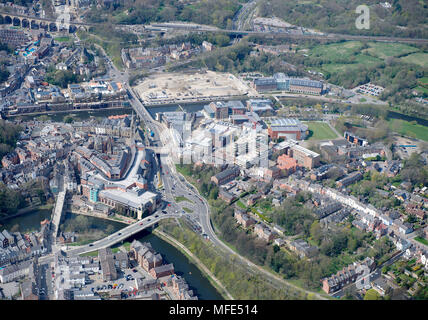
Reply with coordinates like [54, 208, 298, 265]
[153, 229, 233, 300]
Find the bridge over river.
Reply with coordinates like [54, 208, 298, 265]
[64, 211, 181, 257]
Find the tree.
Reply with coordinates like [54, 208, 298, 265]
[310, 220, 322, 245]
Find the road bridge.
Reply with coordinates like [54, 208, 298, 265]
[64, 212, 180, 256]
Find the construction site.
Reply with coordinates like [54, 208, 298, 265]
[134, 70, 257, 106]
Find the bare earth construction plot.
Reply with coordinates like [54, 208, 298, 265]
[134, 71, 255, 105]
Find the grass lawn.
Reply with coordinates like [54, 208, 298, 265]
[414, 237, 428, 246]
[387, 118, 428, 141]
[236, 200, 247, 210]
[54, 36, 71, 43]
[121, 241, 131, 251]
[79, 250, 98, 257]
[363, 42, 419, 59]
[400, 53, 428, 68]
[175, 196, 194, 204]
[414, 86, 428, 95]
[309, 41, 383, 75]
[183, 207, 194, 213]
[304, 121, 338, 140]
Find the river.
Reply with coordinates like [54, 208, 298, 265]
[1, 210, 223, 300]
[0, 208, 52, 233]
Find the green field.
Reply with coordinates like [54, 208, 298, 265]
[415, 237, 428, 246]
[310, 41, 365, 60]
[400, 53, 428, 68]
[309, 41, 425, 75]
[388, 118, 428, 141]
[236, 200, 247, 210]
[183, 207, 194, 213]
[175, 196, 194, 204]
[363, 42, 419, 59]
[54, 36, 71, 43]
[304, 121, 338, 141]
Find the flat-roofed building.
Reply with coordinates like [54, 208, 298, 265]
[98, 189, 160, 219]
[267, 118, 308, 141]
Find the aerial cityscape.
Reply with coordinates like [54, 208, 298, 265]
[0, 0, 427, 306]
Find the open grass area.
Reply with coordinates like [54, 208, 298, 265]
[54, 36, 71, 43]
[400, 53, 428, 68]
[387, 118, 428, 141]
[304, 121, 338, 141]
[363, 42, 419, 59]
[183, 207, 194, 213]
[309, 41, 427, 77]
[236, 200, 247, 210]
[79, 250, 98, 257]
[175, 196, 194, 204]
[309, 41, 384, 75]
[415, 237, 428, 246]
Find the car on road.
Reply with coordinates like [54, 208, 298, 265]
[89, 244, 94, 247]
[139, 222, 143, 225]
[132, 269, 137, 273]
[118, 233, 122, 236]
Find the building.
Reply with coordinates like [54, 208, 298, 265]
[130, 240, 163, 271]
[150, 263, 175, 279]
[246, 99, 274, 116]
[0, 260, 31, 283]
[98, 189, 160, 220]
[336, 171, 363, 188]
[277, 154, 298, 175]
[322, 257, 376, 294]
[344, 132, 368, 146]
[289, 239, 318, 258]
[252, 73, 323, 95]
[218, 188, 236, 204]
[267, 118, 308, 141]
[98, 247, 125, 282]
[254, 224, 274, 242]
[234, 209, 255, 228]
[211, 166, 240, 185]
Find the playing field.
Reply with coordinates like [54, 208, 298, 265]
[304, 121, 338, 141]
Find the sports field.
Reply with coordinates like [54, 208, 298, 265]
[304, 121, 338, 141]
